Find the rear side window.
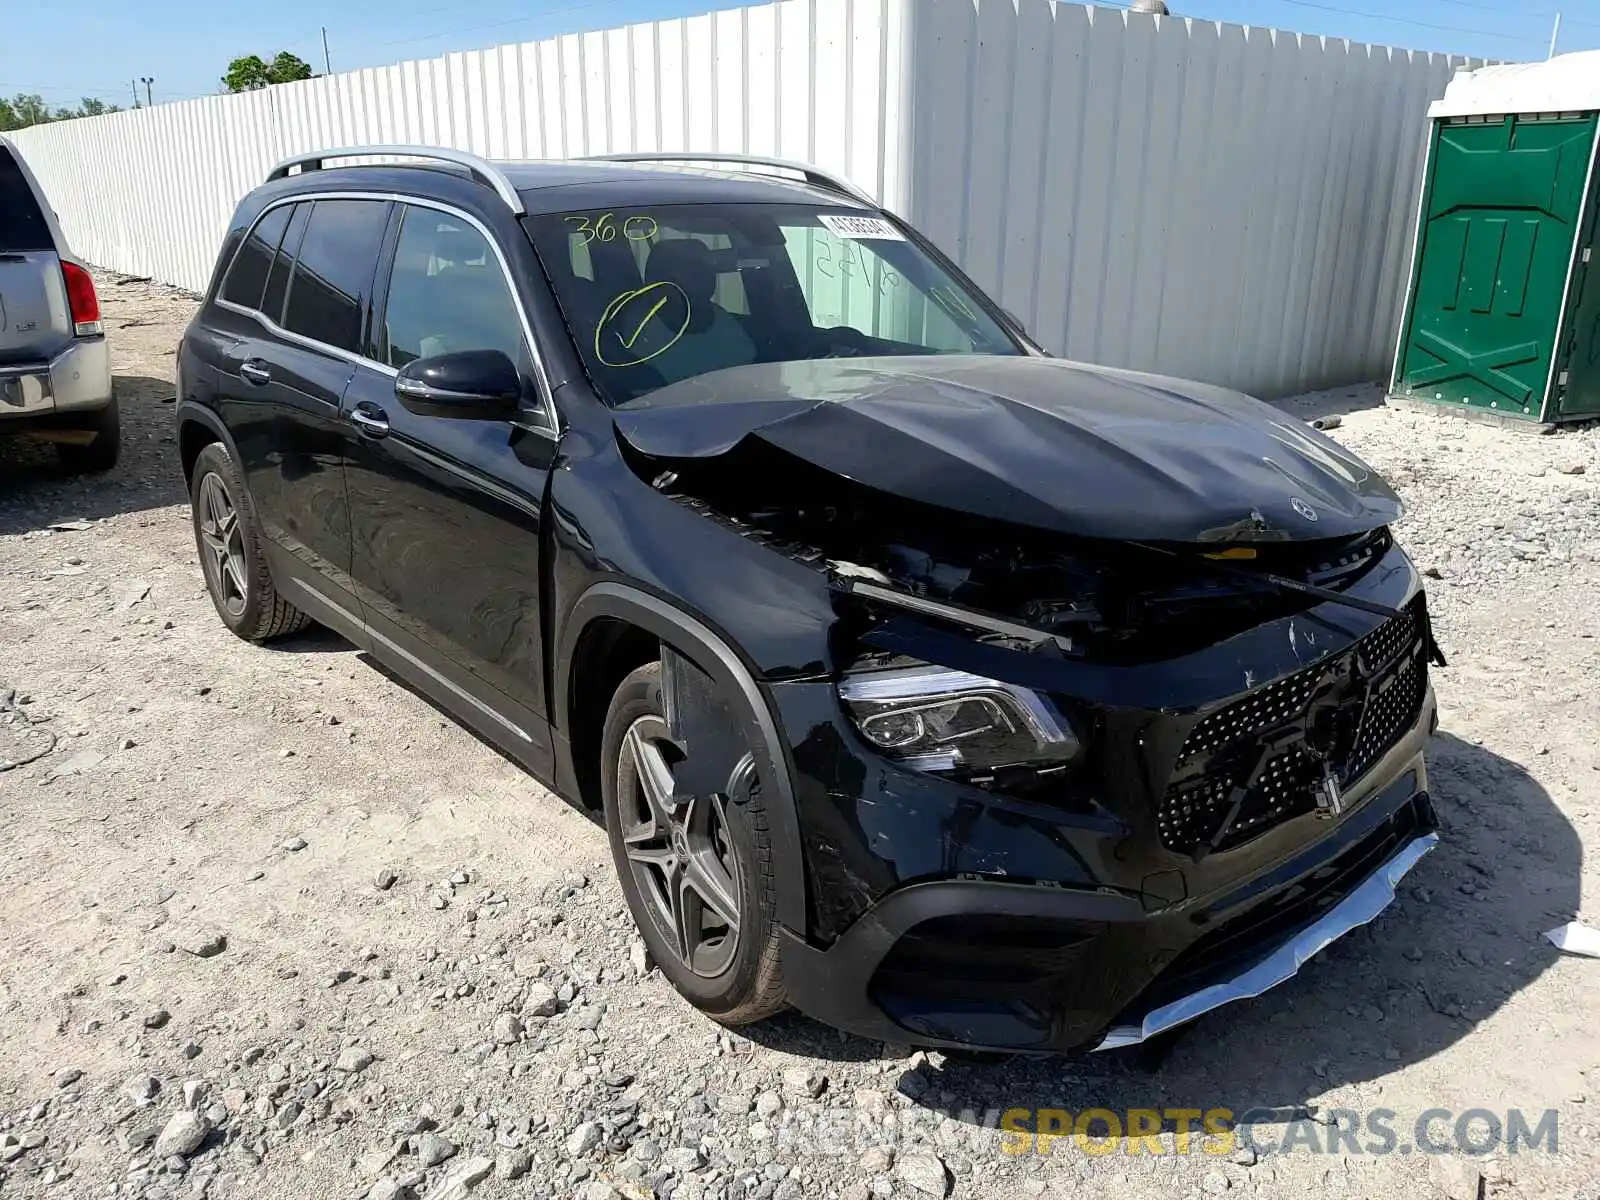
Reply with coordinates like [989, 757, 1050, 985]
[262, 203, 309, 324]
[220, 205, 292, 311]
[282, 199, 389, 354]
[0, 146, 53, 253]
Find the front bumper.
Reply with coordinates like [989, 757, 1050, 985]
[781, 752, 1436, 1052]
[0, 337, 113, 423]
[773, 547, 1440, 1053]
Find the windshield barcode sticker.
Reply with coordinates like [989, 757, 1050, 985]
[818, 213, 905, 241]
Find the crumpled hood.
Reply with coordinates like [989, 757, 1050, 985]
[613, 355, 1401, 542]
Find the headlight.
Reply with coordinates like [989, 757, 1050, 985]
[837, 666, 1080, 773]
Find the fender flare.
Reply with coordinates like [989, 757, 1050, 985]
[175, 400, 243, 483]
[559, 582, 808, 933]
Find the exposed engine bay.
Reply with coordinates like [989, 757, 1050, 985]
[634, 433, 1397, 666]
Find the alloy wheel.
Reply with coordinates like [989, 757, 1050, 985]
[197, 472, 248, 618]
[618, 714, 743, 977]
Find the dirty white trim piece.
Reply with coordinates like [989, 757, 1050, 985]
[1094, 830, 1439, 1051]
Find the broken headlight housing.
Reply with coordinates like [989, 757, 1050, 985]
[838, 666, 1080, 773]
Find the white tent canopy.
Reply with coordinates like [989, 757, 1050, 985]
[1430, 50, 1600, 119]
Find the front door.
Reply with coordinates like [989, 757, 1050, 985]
[341, 201, 558, 771]
[1395, 113, 1597, 418]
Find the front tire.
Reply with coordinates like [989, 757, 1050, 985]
[55, 398, 120, 474]
[189, 441, 311, 642]
[600, 662, 787, 1024]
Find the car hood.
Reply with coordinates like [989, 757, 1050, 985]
[612, 355, 1401, 542]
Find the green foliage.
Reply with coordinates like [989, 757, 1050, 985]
[0, 93, 122, 133]
[222, 51, 315, 93]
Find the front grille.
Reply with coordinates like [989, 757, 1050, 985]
[1157, 596, 1429, 856]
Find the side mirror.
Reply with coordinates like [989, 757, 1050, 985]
[394, 350, 521, 420]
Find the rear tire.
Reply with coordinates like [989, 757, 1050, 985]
[55, 398, 120, 474]
[600, 662, 787, 1025]
[189, 441, 312, 642]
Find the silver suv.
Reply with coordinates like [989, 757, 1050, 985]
[0, 134, 116, 471]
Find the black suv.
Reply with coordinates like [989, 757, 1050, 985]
[177, 146, 1443, 1053]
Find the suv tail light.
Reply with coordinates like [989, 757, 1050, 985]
[61, 261, 102, 336]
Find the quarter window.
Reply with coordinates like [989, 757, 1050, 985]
[220, 204, 291, 311]
[380, 206, 525, 369]
[261, 203, 308, 325]
[282, 199, 389, 354]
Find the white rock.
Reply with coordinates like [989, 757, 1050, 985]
[661, 1145, 705, 1172]
[493, 1013, 523, 1045]
[565, 1121, 602, 1157]
[894, 1149, 950, 1197]
[152, 1109, 212, 1159]
[421, 1155, 493, 1200]
[524, 981, 560, 1017]
[859, 1146, 894, 1172]
[754, 1091, 783, 1119]
[782, 1066, 827, 1099]
[495, 1149, 531, 1181]
[336, 1046, 375, 1074]
[123, 1074, 160, 1105]
[414, 1132, 457, 1168]
[368, 1178, 416, 1200]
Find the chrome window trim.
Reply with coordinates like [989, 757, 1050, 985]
[214, 190, 560, 437]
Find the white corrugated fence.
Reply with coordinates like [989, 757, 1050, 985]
[9, 0, 1479, 397]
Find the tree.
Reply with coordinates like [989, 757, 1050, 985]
[12, 94, 51, 128]
[222, 55, 271, 92]
[222, 51, 314, 93]
[268, 52, 314, 85]
[0, 93, 121, 132]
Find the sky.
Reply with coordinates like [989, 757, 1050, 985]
[2, 0, 1597, 113]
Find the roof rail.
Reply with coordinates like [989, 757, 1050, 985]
[266, 145, 525, 215]
[585, 153, 875, 206]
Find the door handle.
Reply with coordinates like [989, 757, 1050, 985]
[350, 405, 390, 438]
[239, 360, 271, 386]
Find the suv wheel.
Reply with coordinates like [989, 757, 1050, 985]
[55, 398, 120, 474]
[189, 441, 312, 641]
[600, 662, 787, 1024]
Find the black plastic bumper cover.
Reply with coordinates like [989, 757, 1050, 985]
[780, 760, 1437, 1053]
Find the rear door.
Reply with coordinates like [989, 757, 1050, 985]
[210, 197, 390, 614]
[0, 141, 72, 364]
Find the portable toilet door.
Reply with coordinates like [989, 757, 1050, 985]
[1392, 52, 1600, 425]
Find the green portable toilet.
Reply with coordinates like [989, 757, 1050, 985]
[1392, 51, 1600, 425]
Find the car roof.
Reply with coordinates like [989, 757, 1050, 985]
[257, 155, 875, 216]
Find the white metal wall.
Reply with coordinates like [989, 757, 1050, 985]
[10, 0, 1476, 397]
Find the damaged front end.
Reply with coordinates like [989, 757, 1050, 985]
[613, 362, 1442, 1052]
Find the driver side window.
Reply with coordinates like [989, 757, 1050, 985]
[381, 206, 528, 370]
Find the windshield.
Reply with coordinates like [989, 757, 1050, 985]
[526, 203, 1021, 406]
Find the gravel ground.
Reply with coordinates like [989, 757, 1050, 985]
[1, 276, 1598, 1200]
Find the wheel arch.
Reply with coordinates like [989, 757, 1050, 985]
[176, 400, 240, 487]
[558, 582, 808, 933]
